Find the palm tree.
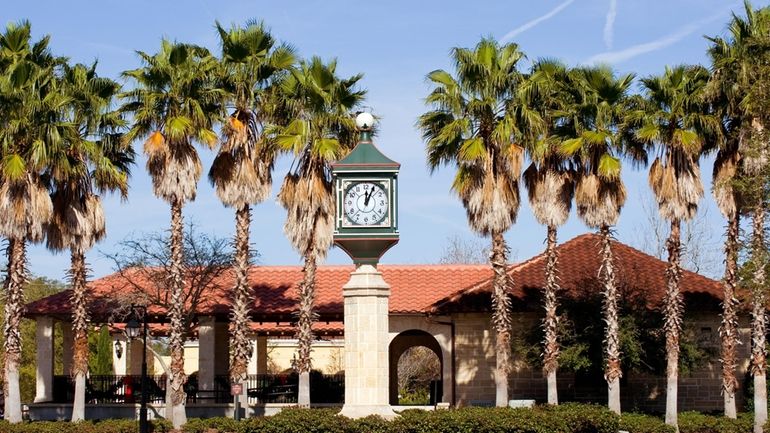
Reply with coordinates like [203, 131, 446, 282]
[274, 57, 365, 407]
[0, 21, 65, 422]
[557, 65, 636, 414]
[45, 62, 133, 422]
[707, 1, 770, 424]
[418, 38, 532, 407]
[520, 58, 573, 405]
[209, 21, 295, 403]
[121, 40, 221, 428]
[630, 64, 718, 428]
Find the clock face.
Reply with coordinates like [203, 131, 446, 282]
[343, 181, 389, 226]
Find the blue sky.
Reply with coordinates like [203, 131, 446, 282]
[4, 0, 761, 281]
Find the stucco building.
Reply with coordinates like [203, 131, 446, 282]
[25, 233, 740, 416]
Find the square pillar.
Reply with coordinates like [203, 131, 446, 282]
[128, 339, 143, 375]
[112, 334, 128, 375]
[34, 317, 54, 402]
[198, 316, 216, 391]
[247, 336, 268, 375]
[339, 265, 396, 419]
[61, 322, 73, 375]
[214, 321, 230, 377]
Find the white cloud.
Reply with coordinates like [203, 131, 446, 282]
[603, 0, 618, 49]
[500, 0, 576, 42]
[585, 5, 738, 65]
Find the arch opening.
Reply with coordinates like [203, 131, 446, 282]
[389, 329, 443, 405]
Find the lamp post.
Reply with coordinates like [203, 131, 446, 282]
[125, 305, 148, 433]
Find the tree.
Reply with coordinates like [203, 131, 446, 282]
[0, 277, 65, 403]
[397, 347, 440, 405]
[707, 1, 770, 424]
[45, 61, 132, 421]
[438, 235, 490, 264]
[209, 21, 295, 403]
[121, 40, 221, 428]
[103, 223, 233, 417]
[629, 64, 718, 427]
[0, 21, 66, 422]
[635, 193, 721, 279]
[521, 58, 574, 405]
[103, 223, 234, 335]
[557, 65, 636, 414]
[418, 38, 532, 406]
[274, 57, 365, 406]
[89, 326, 114, 376]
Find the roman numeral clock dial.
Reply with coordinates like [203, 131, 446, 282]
[343, 181, 389, 226]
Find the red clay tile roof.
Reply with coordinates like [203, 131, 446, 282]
[25, 264, 492, 321]
[25, 233, 723, 323]
[429, 233, 723, 314]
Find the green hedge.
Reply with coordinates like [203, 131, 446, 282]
[620, 413, 676, 433]
[0, 419, 172, 433]
[678, 412, 754, 433]
[182, 405, 619, 433]
[2, 406, 762, 433]
[620, 412, 756, 433]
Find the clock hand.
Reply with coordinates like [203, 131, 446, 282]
[363, 188, 374, 206]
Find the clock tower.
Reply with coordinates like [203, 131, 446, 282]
[333, 112, 399, 419]
[332, 112, 399, 264]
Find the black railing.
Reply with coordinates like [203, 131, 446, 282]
[52, 375, 167, 404]
[51, 373, 345, 405]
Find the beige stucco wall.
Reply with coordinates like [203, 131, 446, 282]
[153, 342, 200, 376]
[267, 339, 345, 374]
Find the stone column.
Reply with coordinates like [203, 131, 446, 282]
[214, 321, 230, 378]
[246, 336, 268, 373]
[113, 334, 128, 375]
[247, 338, 258, 376]
[61, 322, 73, 375]
[34, 317, 54, 402]
[339, 265, 396, 418]
[128, 339, 143, 375]
[198, 316, 216, 391]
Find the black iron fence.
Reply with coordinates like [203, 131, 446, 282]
[52, 375, 167, 404]
[52, 373, 345, 405]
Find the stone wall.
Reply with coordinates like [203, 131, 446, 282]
[452, 311, 753, 412]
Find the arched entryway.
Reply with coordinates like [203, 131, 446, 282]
[389, 329, 443, 405]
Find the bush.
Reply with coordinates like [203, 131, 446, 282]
[183, 417, 240, 433]
[678, 412, 753, 433]
[0, 405, 620, 433]
[0, 419, 172, 433]
[620, 413, 675, 433]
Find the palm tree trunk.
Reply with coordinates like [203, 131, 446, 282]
[70, 248, 90, 422]
[490, 231, 512, 407]
[543, 225, 560, 405]
[751, 206, 767, 433]
[720, 213, 740, 419]
[664, 219, 683, 428]
[3, 238, 26, 423]
[296, 243, 318, 408]
[599, 225, 621, 414]
[229, 204, 252, 415]
[168, 198, 187, 428]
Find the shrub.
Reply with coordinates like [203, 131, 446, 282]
[620, 413, 675, 433]
[678, 412, 753, 433]
[0, 419, 172, 433]
[183, 417, 240, 433]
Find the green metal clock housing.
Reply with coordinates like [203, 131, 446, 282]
[331, 129, 399, 266]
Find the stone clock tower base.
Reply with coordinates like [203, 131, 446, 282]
[339, 265, 397, 419]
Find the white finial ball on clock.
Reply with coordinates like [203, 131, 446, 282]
[355, 112, 375, 130]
